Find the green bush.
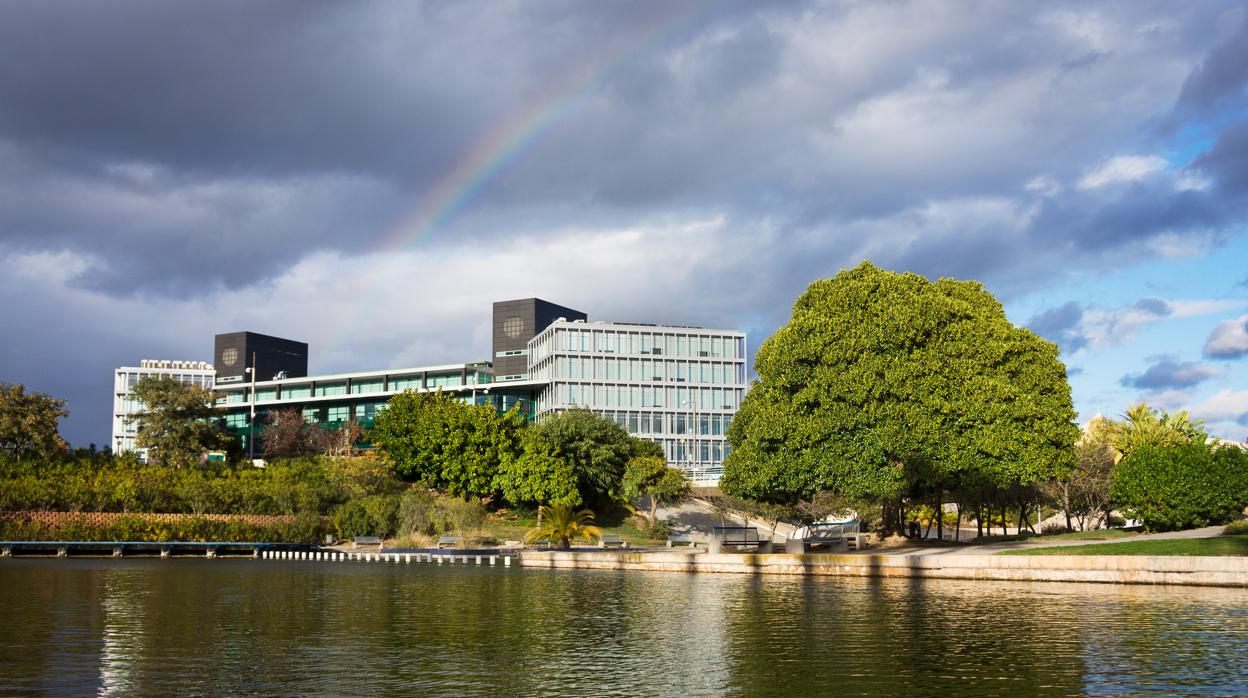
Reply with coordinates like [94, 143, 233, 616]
[1111, 443, 1248, 532]
[0, 514, 330, 544]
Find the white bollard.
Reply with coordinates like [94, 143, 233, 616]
[476, 555, 482, 565]
[437, 555, 443, 564]
[406, 554, 412, 563]
[504, 556, 511, 567]
[490, 556, 496, 566]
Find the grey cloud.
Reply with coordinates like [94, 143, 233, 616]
[1173, 9, 1248, 118]
[1027, 302, 1087, 353]
[1120, 356, 1224, 390]
[0, 0, 1243, 299]
[1203, 315, 1248, 359]
[1194, 118, 1248, 196]
[1133, 297, 1172, 316]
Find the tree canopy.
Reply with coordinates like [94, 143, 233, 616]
[721, 262, 1079, 514]
[622, 455, 690, 522]
[129, 376, 233, 468]
[371, 390, 525, 500]
[0, 383, 68, 461]
[525, 408, 649, 509]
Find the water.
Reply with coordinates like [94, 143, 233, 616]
[1, 558, 1245, 696]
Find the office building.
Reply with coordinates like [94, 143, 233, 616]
[112, 359, 215, 456]
[210, 299, 745, 483]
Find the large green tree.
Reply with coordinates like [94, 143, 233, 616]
[721, 262, 1079, 528]
[129, 376, 232, 468]
[0, 383, 68, 461]
[495, 430, 582, 508]
[372, 390, 524, 499]
[525, 408, 644, 509]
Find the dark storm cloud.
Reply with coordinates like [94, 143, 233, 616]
[3, 0, 1248, 445]
[1173, 9, 1248, 118]
[1119, 356, 1224, 390]
[1027, 302, 1087, 353]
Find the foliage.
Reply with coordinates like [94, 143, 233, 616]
[442, 497, 488, 541]
[720, 262, 1079, 530]
[330, 493, 402, 539]
[129, 376, 235, 468]
[1223, 519, 1248, 536]
[494, 430, 581, 508]
[622, 455, 690, 522]
[372, 390, 524, 499]
[1111, 443, 1248, 532]
[0, 383, 68, 461]
[524, 502, 602, 548]
[1114, 403, 1208, 457]
[0, 512, 330, 544]
[262, 408, 322, 456]
[1041, 415, 1117, 530]
[0, 454, 401, 517]
[526, 408, 640, 509]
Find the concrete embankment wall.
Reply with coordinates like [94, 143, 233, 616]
[519, 550, 1248, 588]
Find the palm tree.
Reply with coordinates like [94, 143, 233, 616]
[525, 502, 602, 549]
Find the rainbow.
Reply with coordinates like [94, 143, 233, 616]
[322, 1, 718, 355]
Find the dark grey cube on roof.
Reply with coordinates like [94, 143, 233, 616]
[492, 298, 586, 378]
[213, 332, 308, 384]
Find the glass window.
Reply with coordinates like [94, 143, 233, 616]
[302, 407, 320, 423]
[256, 388, 277, 402]
[284, 385, 312, 399]
[316, 382, 346, 396]
[327, 406, 349, 422]
[351, 379, 383, 394]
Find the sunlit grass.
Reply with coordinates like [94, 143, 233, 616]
[1000, 536, 1248, 556]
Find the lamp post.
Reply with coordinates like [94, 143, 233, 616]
[246, 351, 257, 461]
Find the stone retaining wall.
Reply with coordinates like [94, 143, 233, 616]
[519, 550, 1248, 588]
[2, 511, 306, 527]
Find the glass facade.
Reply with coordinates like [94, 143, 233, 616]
[112, 362, 216, 457]
[528, 322, 747, 483]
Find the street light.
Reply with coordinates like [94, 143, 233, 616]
[245, 351, 257, 461]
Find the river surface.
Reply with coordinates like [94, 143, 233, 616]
[1, 557, 1246, 696]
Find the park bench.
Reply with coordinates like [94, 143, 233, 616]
[436, 534, 462, 549]
[528, 539, 553, 549]
[710, 525, 766, 553]
[787, 522, 862, 553]
[596, 534, 627, 549]
[666, 534, 700, 549]
[353, 536, 381, 549]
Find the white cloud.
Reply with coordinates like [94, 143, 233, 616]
[1190, 389, 1248, 421]
[1204, 314, 1248, 359]
[1077, 298, 1243, 349]
[1077, 154, 1167, 189]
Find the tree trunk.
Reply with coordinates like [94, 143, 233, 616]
[936, 492, 944, 542]
[975, 502, 983, 538]
[1000, 501, 1008, 536]
[650, 496, 659, 523]
[954, 502, 961, 543]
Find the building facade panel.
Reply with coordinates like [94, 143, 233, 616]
[112, 360, 215, 456]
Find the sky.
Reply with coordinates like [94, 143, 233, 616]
[1, 0, 1246, 448]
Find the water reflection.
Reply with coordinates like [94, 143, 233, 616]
[0, 559, 1245, 696]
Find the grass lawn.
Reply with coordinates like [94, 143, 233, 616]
[973, 528, 1137, 544]
[1000, 535, 1248, 556]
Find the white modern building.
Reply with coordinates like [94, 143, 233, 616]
[529, 320, 747, 483]
[112, 359, 215, 455]
[208, 298, 747, 483]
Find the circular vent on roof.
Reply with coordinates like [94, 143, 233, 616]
[504, 316, 524, 339]
[221, 347, 239, 367]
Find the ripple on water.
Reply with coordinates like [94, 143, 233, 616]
[0, 558, 1245, 696]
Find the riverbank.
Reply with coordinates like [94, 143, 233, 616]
[517, 549, 1248, 588]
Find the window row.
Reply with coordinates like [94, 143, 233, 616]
[216, 371, 484, 405]
[120, 372, 213, 390]
[530, 328, 744, 363]
[541, 356, 743, 384]
[549, 383, 740, 411]
[598, 410, 733, 437]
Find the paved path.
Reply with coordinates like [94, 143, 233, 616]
[656, 498, 1230, 557]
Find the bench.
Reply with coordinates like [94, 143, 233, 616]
[436, 534, 462, 549]
[787, 522, 865, 553]
[353, 536, 381, 549]
[710, 526, 766, 553]
[528, 539, 553, 549]
[596, 534, 627, 549]
[666, 534, 700, 549]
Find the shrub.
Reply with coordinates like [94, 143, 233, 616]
[1041, 523, 1071, 535]
[1111, 443, 1248, 532]
[1223, 519, 1248, 536]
